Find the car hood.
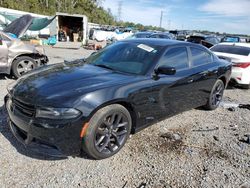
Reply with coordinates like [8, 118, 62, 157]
[3, 15, 33, 38]
[10, 63, 135, 106]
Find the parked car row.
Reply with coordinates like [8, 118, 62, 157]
[128, 31, 250, 89]
[129, 31, 176, 40]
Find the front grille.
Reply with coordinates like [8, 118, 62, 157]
[12, 99, 35, 117]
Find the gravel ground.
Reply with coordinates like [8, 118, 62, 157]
[0, 46, 249, 188]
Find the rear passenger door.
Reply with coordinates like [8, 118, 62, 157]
[189, 47, 218, 106]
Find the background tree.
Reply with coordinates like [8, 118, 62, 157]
[0, 0, 165, 31]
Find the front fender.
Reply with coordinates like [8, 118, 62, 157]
[75, 87, 134, 117]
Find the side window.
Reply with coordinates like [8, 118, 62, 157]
[159, 47, 189, 70]
[190, 48, 212, 67]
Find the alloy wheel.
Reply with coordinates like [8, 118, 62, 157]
[211, 82, 224, 106]
[94, 112, 129, 154]
[17, 60, 35, 75]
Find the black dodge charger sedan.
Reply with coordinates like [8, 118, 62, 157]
[5, 39, 231, 159]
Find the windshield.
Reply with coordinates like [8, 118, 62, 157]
[86, 41, 164, 75]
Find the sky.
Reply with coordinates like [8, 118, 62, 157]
[102, 0, 250, 35]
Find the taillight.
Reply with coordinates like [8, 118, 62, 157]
[233, 63, 250, 68]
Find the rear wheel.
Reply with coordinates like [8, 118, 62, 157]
[204, 79, 225, 110]
[12, 56, 37, 78]
[82, 104, 132, 159]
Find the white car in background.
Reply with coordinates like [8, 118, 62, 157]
[211, 43, 250, 89]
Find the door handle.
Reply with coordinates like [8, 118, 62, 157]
[188, 79, 193, 83]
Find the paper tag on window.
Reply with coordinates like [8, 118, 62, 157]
[137, 44, 154, 52]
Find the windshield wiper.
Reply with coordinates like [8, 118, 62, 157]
[94, 64, 115, 71]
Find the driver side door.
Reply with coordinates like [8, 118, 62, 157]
[149, 46, 197, 121]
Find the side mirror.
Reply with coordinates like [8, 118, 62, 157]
[155, 66, 176, 75]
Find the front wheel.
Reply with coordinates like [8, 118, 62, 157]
[12, 56, 37, 78]
[204, 79, 225, 110]
[82, 104, 132, 159]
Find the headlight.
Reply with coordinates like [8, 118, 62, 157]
[35, 46, 45, 55]
[36, 107, 81, 119]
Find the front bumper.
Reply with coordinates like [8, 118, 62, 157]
[36, 55, 49, 66]
[5, 95, 85, 157]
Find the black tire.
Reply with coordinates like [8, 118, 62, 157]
[204, 79, 225, 110]
[82, 104, 132, 159]
[12, 56, 37, 78]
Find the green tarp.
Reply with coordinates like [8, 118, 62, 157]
[29, 16, 55, 30]
[0, 13, 55, 31]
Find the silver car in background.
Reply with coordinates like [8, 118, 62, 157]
[0, 31, 48, 78]
[0, 14, 48, 78]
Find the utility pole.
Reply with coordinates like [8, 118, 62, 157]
[117, 1, 123, 22]
[159, 11, 163, 28]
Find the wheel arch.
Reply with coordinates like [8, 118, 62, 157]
[86, 99, 138, 134]
[11, 53, 42, 64]
[218, 76, 227, 87]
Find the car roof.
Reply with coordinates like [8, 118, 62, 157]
[121, 38, 190, 47]
[217, 42, 250, 48]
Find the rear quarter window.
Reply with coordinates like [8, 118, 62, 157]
[211, 45, 250, 56]
[190, 47, 212, 66]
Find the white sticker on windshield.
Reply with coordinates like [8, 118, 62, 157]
[137, 44, 154, 52]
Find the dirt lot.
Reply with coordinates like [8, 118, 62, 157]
[0, 46, 249, 188]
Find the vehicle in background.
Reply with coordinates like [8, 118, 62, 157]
[211, 43, 250, 89]
[129, 31, 154, 39]
[221, 36, 249, 43]
[186, 35, 220, 48]
[5, 39, 231, 159]
[169, 30, 192, 41]
[107, 31, 154, 45]
[0, 15, 48, 78]
[148, 33, 175, 40]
